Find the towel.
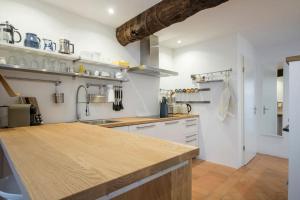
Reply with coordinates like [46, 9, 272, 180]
[218, 78, 234, 122]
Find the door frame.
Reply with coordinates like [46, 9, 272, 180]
[241, 55, 257, 165]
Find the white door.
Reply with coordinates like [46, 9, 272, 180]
[261, 66, 278, 135]
[288, 61, 300, 200]
[243, 56, 257, 164]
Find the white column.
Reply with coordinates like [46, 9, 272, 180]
[288, 61, 300, 200]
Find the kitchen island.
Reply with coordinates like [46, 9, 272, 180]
[0, 123, 198, 200]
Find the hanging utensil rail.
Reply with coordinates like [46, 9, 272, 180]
[191, 68, 232, 83]
[4, 76, 61, 86]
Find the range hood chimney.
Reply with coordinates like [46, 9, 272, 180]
[128, 35, 178, 77]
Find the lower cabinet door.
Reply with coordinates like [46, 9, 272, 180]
[185, 132, 199, 147]
[161, 120, 185, 144]
[113, 126, 129, 132]
[129, 123, 163, 139]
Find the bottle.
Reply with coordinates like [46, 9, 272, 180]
[160, 97, 169, 118]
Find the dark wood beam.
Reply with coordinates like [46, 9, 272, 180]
[116, 0, 229, 46]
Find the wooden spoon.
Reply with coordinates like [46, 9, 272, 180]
[0, 73, 20, 97]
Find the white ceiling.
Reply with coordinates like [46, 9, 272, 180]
[39, 0, 300, 50]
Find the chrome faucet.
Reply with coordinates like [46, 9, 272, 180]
[76, 85, 90, 121]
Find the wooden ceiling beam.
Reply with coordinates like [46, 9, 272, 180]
[116, 0, 229, 46]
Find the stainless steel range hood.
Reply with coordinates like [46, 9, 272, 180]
[128, 35, 178, 77]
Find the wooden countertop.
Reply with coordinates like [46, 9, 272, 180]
[101, 114, 199, 128]
[0, 123, 198, 200]
[286, 55, 300, 64]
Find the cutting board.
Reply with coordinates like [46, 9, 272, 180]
[0, 73, 20, 97]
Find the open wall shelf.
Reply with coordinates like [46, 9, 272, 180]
[0, 43, 126, 71]
[0, 64, 129, 82]
[176, 101, 211, 104]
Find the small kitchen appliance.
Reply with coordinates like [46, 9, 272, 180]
[0, 21, 22, 44]
[8, 104, 31, 128]
[0, 106, 8, 128]
[58, 39, 74, 54]
[19, 97, 43, 125]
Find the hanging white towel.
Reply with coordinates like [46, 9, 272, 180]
[218, 76, 234, 122]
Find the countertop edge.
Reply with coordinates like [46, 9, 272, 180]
[286, 55, 300, 64]
[55, 148, 199, 200]
[102, 115, 199, 128]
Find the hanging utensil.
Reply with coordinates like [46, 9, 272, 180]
[120, 86, 124, 110]
[117, 87, 121, 111]
[112, 86, 116, 111]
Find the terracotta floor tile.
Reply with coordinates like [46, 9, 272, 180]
[192, 154, 288, 200]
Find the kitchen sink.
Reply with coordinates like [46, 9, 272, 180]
[80, 119, 120, 125]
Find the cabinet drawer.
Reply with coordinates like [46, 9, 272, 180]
[183, 122, 198, 132]
[113, 126, 129, 132]
[183, 118, 199, 132]
[185, 132, 198, 140]
[129, 123, 162, 138]
[185, 138, 198, 147]
[184, 131, 198, 147]
[161, 120, 184, 143]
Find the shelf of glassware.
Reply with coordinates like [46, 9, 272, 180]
[0, 64, 129, 82]
[75, 59, 124, 70]
[0, 43, 79, 61]
[0, 43, 125, 70]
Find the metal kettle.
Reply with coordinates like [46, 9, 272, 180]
[0, 21, 22, 44]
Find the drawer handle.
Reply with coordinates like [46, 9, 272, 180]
[186, 134, 198, 138]
[136, 124, 156, 129]
[186, 124, 197, 127]
[186, 119, 197, 122]
[186, 138, 197, 143]
[165, 121, 179, 125]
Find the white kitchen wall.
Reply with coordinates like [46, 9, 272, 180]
[160, 34, 245, 168]
[0, 0, 161, 123]
[237, 35, 258, 165]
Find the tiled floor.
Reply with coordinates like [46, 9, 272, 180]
[192, 154, 288, 200]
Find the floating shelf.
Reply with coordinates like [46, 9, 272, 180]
[129, 65, 178, 77]
[194, 80, 224, 84]
[75, 59, 125, 70]
[0, 64, 129, 82]
[176, 101, 211, 104]
[0, 43, 79, 61]
[0, 43, 127, 71]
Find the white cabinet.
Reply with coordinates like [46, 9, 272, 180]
[184, 132, 199, 147]
[183, 118, 199, 133]
[129, 122, 163, 139]
[113, 126, 129, 132]
[113, 117, 200, 148]
[160, 120, 185, 144]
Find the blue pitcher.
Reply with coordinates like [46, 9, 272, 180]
[24, 33, 40, 49]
